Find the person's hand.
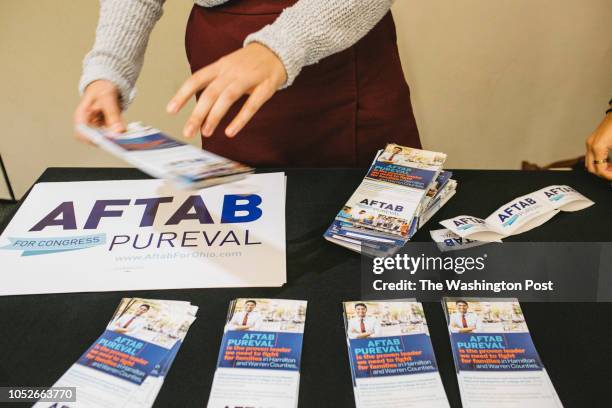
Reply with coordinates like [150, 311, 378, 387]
[167, 42, 287, 139]
[586, 112, 612, 180]
[74, 80, 126, 142]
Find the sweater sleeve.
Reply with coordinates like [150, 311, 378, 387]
[244, 0, 394, 88]
[79, 0, 165, 109]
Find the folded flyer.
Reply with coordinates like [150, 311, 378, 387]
[419, 179, 457, 229]
[207, 298, 307, 408]
[440, 185, 593, 242]
[343, 300, 449, 408]
[325, 143, 457, 255]
[34, 298, 197, 408]
[442, 298, 562, 408]
[77, 122, 253, 189]
[327, 177, 456, 256]
[429, 228, 490, 253]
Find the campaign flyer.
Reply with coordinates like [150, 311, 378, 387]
[429, 228, 490, 253]
[34, 298, 197, 408]
[338, 179, 422, 238]
[343, 300, 449, 408]
[207, 298, 307, 408]
[368, 144, 446, 188]
[325, 144, 456, 255]
[77, 122, 253, 189]
[440, 185, 594, 242]
[324, 177, 456, 256]
[339, 145, 445, 234]
[443, 298, 562, 408]
[338, 145, 446, 234]
[418, 179, 457, 229]
[123, 300, 199, 407]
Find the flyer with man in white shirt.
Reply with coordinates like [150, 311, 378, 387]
[343, 300, 449, 408]
[34, 297, 197, 408]
[208, 298, 307, 408]
[443, 298, 562, 408]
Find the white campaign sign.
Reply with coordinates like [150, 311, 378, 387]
[0, 173, 286, 295]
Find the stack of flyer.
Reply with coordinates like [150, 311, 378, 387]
[34, 298, 197, 408]
[325, 144, 457, 254]
[343, 299, 450, 407]
[442, 297, 562, 408]
[207, 298, 308, 408]
[77, 122, 253, 189]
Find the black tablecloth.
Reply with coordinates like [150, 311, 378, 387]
[0, 168, 611, 407]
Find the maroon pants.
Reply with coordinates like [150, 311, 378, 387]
[185, 0, 421, 167]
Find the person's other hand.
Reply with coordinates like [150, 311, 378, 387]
[74, 80, 125, 143]
[167, 42, 287, 139]
[586, 112, 612, 180]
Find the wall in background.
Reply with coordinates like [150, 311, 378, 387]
[392, 0, 612, 169]
[1, 0, 611, 198]
[0, 1, 196, 198]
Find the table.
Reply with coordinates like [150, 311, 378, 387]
[0, 167, 610, 408]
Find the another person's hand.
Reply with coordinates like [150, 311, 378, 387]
[74, 80, 126, 142]
[586, 112, 612, 180]
[167, 42, 287, 139]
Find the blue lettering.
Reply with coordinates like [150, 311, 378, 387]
[221, 194, 263, 223]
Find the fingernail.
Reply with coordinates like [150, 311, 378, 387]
[203, 124, 213, 137]
[184, 125, 194, 138]
[166, 101, 177, 113]
[226, 127, 236, 138]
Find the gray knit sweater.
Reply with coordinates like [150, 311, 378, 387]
[79, 0, 394, 108]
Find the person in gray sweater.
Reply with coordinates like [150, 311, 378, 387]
[75, 0, 423, 167]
